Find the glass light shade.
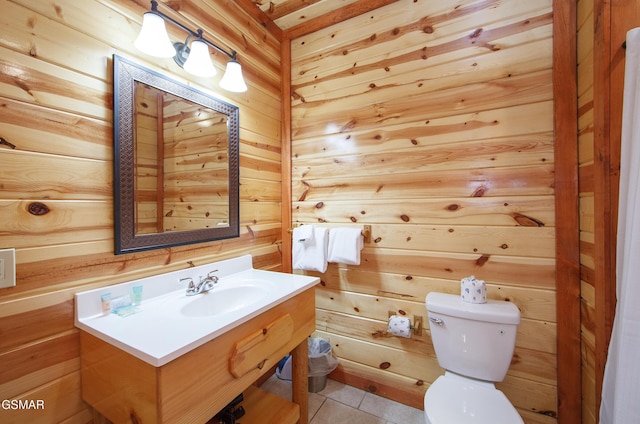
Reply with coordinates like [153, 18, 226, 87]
[219, 60, 248, 92]
[134, 13, 175, 58]
[183, 40, 217, 77]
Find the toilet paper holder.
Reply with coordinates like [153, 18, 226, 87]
[388, 311, 423, 336]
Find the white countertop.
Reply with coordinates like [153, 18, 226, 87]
[75, 255, 319, 366]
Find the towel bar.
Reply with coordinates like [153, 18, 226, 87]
[287, 225, 372, 243]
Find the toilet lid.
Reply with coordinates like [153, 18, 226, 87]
[424, 374, 524, 424]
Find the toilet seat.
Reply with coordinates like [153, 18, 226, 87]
[424, 373, 524, 424]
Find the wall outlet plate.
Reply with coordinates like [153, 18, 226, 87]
[0, 248, 16, 289]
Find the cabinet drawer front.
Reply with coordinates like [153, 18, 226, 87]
[229, 314, 294, 378]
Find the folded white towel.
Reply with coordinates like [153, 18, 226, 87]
[328, 228, 364, 265]
[293, 224, 315, 244]
[292, 226, 329, 272]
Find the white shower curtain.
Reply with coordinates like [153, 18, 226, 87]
[600, 27, 640, 424]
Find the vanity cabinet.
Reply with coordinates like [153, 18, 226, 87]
[80, 288, 315, 424]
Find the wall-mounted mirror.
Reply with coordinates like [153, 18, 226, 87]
[113, 55, 239, 254]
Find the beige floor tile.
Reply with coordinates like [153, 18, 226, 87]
[259, 374, 423, 424]
[359, 392, 424, 423]
[316, 378, 366, 408]
[310, 398, 386, 424]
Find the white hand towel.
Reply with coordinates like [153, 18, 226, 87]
[293, 224, 315, 244]
[327, 228, 364, 265]
[292, 226, 329, 272]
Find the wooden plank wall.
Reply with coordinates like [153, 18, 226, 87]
[161, 94, 231, 231]
[289, 1, 558, 422]
[577, 0, 598, 422]
[579, 0, 640, 423]
[134, 83, 161, 234]
[0, 0, 281, 423]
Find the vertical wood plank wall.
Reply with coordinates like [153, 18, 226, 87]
[289, 1, 558, 422]
[579, 0, 640, 422]
[0, 0, 281, 423]
[577, 0, 598, 421]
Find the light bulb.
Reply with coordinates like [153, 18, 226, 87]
[219, 60, 247, 92]
[183, 40, 217, 77]
[134, 13, 175, 58]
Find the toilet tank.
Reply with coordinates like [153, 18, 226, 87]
[426, 292, 520, 382]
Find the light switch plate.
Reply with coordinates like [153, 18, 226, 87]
[0, 248, 16, 289]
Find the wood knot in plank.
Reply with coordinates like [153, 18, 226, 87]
[537, 411, 557, 418]
[470, 28, 483, 39]
[0, 137, 16, 149]
[315, 202, 324, 209]
[471, 186, 487, 197]
[28, 202, 50, 216]
[379, 362, 391, 370]
[475, 254, 490, 266]
[400, 214, 410, 222]
[54, 4, 64, 19]
[511, 213, 545, 227]
[298, 181, 311, 201]
[166, 1, 181, 12]
[340, 119, 356, 132]
[446, 203, 460, 211]
[130, 411, 141, 424]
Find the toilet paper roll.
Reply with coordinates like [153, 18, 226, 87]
[460, 275, 487, 304]
[387, 315, 412, 338]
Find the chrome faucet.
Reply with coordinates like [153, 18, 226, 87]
[182, 270, 219, 296]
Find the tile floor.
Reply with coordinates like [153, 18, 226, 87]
[260, 374, 424, 424]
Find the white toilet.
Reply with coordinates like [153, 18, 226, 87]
[424, 292, 524, 424]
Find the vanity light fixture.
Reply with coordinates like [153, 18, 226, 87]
[134, 0, 247, 92]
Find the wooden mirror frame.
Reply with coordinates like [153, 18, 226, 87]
[113, 55, 239, 254]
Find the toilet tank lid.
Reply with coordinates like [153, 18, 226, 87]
[426, 292, 520, 325]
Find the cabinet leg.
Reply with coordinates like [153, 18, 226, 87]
[291, 339, 308, 424]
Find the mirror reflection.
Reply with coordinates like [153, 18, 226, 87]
[134, 83, 230, 234]
[114, 55, 239, 254]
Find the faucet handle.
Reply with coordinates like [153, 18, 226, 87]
[202, 270, 219, 292]
[181, 277, 197, 295]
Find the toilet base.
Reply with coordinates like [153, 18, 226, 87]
[423, 372, 523, 424]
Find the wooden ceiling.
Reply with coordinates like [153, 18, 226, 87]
[236, 0, 400, 39]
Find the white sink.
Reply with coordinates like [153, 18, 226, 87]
[180, 279, 272, 318]
[74, 255, 319, 366]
